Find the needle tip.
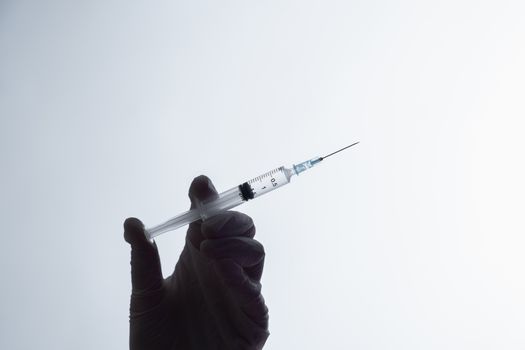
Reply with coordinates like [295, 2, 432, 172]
[321, 141, 359, 160]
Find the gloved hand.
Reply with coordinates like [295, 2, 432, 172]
[124, 175, 269, 350]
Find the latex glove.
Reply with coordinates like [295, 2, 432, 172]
[124, 175, 269, 350]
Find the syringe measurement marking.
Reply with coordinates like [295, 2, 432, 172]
[248, 167, 285, 196]
[248, 167, 284, 184]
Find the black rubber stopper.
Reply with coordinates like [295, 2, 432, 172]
[239, 182, 255, 201]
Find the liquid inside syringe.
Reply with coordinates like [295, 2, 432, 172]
[146, 142, 359, 239]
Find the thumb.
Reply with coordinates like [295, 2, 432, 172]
[124, 217, 163, 294]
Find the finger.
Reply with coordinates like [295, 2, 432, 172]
[123, 217, 163, 294]
[209, 259, 269, 344]
[124, 217, 152, 249]
[188, 174, 218, 209]
[200, 237, 265, 281]
[213, 259, 263, 305]
[186, 175, 219, 248]
[201, 211, 256, 240]
[242, 294, 269, 329]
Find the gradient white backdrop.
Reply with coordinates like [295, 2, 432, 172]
[1, 1, 525, 349]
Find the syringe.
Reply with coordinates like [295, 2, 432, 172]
[146, 142, 359, 239]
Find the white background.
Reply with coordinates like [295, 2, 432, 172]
[1, 0, 525, 349]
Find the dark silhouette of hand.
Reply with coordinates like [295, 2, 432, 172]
[124, 176, 269, 350]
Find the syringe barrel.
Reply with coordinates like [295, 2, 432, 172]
[145, 166, 295, 238]
[200, 166, 294, 217]
[145, 187, 245, 239]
